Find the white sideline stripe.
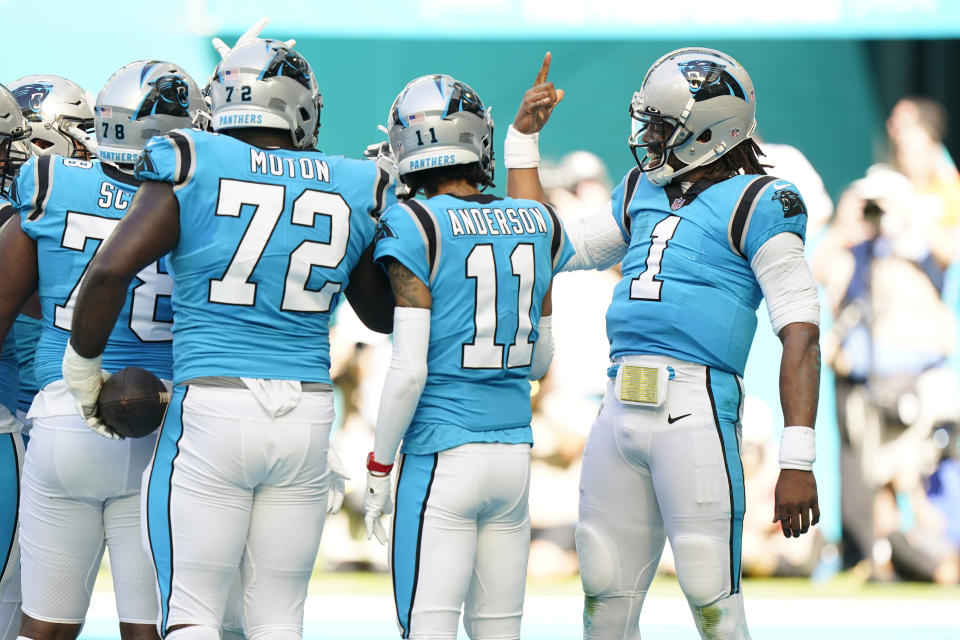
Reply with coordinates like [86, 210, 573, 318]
[87, 593, 958, 627]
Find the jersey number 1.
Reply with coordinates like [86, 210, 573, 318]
[629, 215, 680, 301]
[462, 243, 536, 369]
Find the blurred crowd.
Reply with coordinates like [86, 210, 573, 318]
[318, 97, 960, 585]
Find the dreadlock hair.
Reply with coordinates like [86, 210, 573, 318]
[401, 162, 494, 199]
[696, 137, 770, 182]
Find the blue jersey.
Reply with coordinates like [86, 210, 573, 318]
[606, 170, 808, 377]
[135, 129, 395, 384]
[14, 156, 174, 388]
[0, 196, 20, 413]
[0, 324, 18, 415]
[13, 315, 41, 412]
[4, 188, 39, 412]
[374, 193, 573, 454]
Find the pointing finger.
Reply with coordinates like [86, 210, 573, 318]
[535, 51, 552, 85]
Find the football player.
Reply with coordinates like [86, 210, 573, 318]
[0, 81, 30, 640]
[61, 39, 395, 640]
[5, 75, 94, 424]
[0, 61, 207, 640]
[362, 74, 573, 639]
[506, 50, 821, 639]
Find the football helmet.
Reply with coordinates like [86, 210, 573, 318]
[208, 39, 321, 149]
[628, 47, 756, 186]
[7, 75, 95, 159]
[387, 74, 494, 186]
[95, 60, 208, 167]
[0, 83, 32, 195]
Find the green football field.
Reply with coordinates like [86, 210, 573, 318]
[80, 571, 960, 639]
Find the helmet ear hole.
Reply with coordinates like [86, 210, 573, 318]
[696, 129, 712, 143]
[299, 107, 310, 121]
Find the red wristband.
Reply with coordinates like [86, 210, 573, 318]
[367, 451, 394, 476]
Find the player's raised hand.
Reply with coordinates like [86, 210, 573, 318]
[513, 52, 565, 135]
[211, 17, 297, 61]
[363, 471, 393, 544]
[773, 469, 820, 538]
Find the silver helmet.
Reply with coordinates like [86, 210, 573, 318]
[628, 47, 757, 186]
[208, 39, 321, 149]
[0, 83, 32, 195]
[8, 75, 95, 159]
[95, 60, 208, 167]
[387, 74, 494, 187]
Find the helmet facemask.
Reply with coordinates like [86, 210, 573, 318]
[628, 94, 692, 176]
[0, 137, 31, 197]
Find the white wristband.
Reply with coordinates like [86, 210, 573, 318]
[504, 124, 540, 169]
[778, 425, 816, 471]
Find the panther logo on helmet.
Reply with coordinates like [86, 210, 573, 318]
[135, 75, 191, 120]
[12, 83, 52, 115]
[772, 188, 806, 218]
[678, 60, 745, 102]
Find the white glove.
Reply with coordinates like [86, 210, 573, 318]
[62, 342, 120, 440]
[211, 17, 296, 61]
[362, 471, 393, 544]
[326, 447, 349, 515]
[66, 123, 98, 158]
[364, 131, 408, 200]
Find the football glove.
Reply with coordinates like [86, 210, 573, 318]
[363, 131, 408, 201]
[62, 342, 120, 440]
[362, 471, 393, 545]
[326, 446, 349, 515]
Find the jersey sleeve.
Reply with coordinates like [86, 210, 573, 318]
[610, 167, 643, 243]
[543, 203, 575, 275]
[373, 202, 432, 287]
[134, 129, 197, 187]
[733, 177, 809, 262]
[13, 155, 55, 236]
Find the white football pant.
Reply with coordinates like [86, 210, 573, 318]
[18, 391, 158, 624]
[390, 443, 531, 639]
[577, 355, 750, 640]
[144, 384, 334, 640]
[0, 430, 24, 640]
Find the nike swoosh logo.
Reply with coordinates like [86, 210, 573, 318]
[667, 413, 691, 424]
[772, 182, 790, 190]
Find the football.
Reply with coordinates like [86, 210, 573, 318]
[97, 366, 170, 438]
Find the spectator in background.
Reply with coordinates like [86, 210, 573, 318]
[885, 97, 960, 266]
[814, 95, 960, 580]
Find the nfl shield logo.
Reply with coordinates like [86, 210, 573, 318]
[670, 197, 685, 211]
